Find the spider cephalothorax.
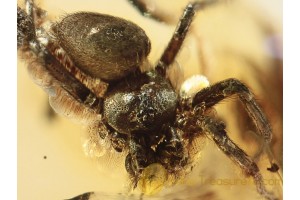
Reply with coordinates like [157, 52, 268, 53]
[18, 0, 279, 199]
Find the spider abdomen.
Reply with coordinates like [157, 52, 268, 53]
[104, 72, 177, 134]
[53, 12, 151, 81]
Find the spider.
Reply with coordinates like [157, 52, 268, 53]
[17, 0, 279, 199]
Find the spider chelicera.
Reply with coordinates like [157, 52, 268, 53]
[18, 0, 279, 199]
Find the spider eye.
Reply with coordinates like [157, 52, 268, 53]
[53, 12, 151, 81]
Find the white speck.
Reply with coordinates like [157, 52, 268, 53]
[88, 27, 100, 36]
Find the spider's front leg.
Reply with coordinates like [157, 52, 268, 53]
[193, 78, 272, 142]
[156, 125, 187, 172]
[125, 126, 187, 194]
[193, 79, 273, 150]
[201, 116, 277, 200]
[125, 134, 156, 187]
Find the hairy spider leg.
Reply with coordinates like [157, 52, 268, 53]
[125, 124, 186, 191]
[17, 1, 36, 50]
[201, 116, 276, 200]
[192, 78, 272, 143]
[127, 0, 165, 22]
[156, 125, 186, 170]
[154, 1, 218, 77]
[24, 0, 37, 41]
[191, 78, 275, 163]
[18, 1, 104, 111]
[19, 0, 130, 176]
[127, 0, 218, 23]
[23, 0, 46, 52]
[189, 78, 282, 199]
[125, 134, 156, 188]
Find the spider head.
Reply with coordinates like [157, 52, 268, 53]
[103, 71, 178, 135]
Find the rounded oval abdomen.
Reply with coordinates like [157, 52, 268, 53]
[53, 12, 151, 81]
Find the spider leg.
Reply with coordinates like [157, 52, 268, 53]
[127, 0, 165, 22]
[17, 5, 36, 49]
[25, 0, 34, 17]
[156, 125, 186, 171]
[22, 0, 43, 53]
[109, 131, 128, 152]
[18, 0, 45, 52]
[18, 3, 107, 111]
[155, 0, 218, 76]
[191, 78, 277, 168]
[125, 134, 156, 188]
[201, 116, 276, 200]
[192, 78, 272, 144]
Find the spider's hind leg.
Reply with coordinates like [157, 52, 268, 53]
[155, 1, 218, 77]
[17, 6, 35, 48]
[18, 0, 44, 52]
[25, 0, 47, 24]
[201, 116, 277, 200]
[127, 0, 166, 22]
[127, 0, 219, 77]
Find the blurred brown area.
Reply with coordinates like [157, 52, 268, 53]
[18, 0, 282, 200]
